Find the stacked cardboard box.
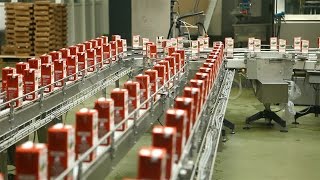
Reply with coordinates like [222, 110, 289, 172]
[2, 2, 68, 56]
[34, 1, 52, 56]
[49, 3, 56, 51]
[54, 4, 67, 49]
[14, 3, 34, 56]
[3, 3, 16, 55]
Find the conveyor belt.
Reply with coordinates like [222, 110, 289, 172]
[0, 57, 132, 152]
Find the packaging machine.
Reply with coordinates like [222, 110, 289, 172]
[226, 37, 320, 131]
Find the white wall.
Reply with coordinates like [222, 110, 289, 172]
[132, 0, 170, 41]
[67, 0, 109, 45]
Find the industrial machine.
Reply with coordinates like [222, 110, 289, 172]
[226, 36, 320, 131]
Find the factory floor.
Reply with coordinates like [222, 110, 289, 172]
[1, 61, 320, 179]
[106, 87, 320, 180]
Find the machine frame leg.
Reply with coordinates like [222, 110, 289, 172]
[244, 108, 287, 132]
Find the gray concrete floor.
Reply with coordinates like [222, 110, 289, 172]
[106, 87, 320, 180]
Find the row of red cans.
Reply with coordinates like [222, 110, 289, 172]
[1, 35, 127, 108]
[13, 44, 187, 180]
[133, 42, 225, 180]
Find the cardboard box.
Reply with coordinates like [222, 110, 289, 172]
[294, 37, 301, 51]
[110, 41, 118, 61]
[132, 35, 140, 49]
[2, 67, 16, 92]
[301, 40, 309, 54]
[198, 37, 204, 52]
[95, 38, 103, 47]
[189, 79, 205, 107]
[152, 126, 176, 179]
[279, 39, 286, 53]
[156, 36, 164, 49]
[90, 39, 98, 49]
[23, 69, 39, 100]
[76, 44, 85, 52]
[145, 42, 153, 57]
[165, 109, 187, 160]
[66, 55, 78, 81]
[183, 87, 200, 120]
[158, 60, 170, 82]
[28, 58, 41, 83]
[87, 49, 97, 72]
[270, 37, 278, 50]
[174, 97, 194, 139]
[176, 49, 185, 64]
[40, 54, 53, 64]
[60, 48, 70, 60]
[171, 53, 181, 73]
[203, 63, 216, 81]
[122, 39, 127, 53]
[77, 52, 87, 76]
[167, 47, 175, 56]
[48, 123, 75, 179]
[53, 59, 67, 87]
[112, 35, 121, 41]
[145, 69, 158, 98]
[16, 142, 47, 180]
[41, 63, 54, 93]
[248, 37, 255, 51]
[138, 147, 167, 180]
[69, 45, 79, 56]
[135, 74, 150, 109]
[6, 73, 23, 107]
[124, 81, 140, 117]
[165, 56, 176, 77]
[100, 36, 108, 45]
[111, 88, 129, 131]
[253, 39, 261, 52]
[50, 51, 62, 62]
[205, 59, 218, 75]
[94, 98, 114, 145]
[171, 38, 178, 49]
[199, 67, 213, 89]
[117, 39, 123, 53]
[83, 41, 92, 50]
[195, 72, 210, 97]
[75, 108, 98, 162]
[16, 62, 29, 75]
[148, 44, 157, 59]
[102, 44, 111, 64]
[153, 64, 166, 86]
[95, 46, 103, 68]
[142, 38, 149, 51]
[176, 37, 184, 50]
